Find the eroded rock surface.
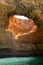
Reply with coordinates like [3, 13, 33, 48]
[0, 0, 43, 56]
[6, 15, 37, 38]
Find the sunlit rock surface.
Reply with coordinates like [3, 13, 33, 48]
[6, 15, 37, 39]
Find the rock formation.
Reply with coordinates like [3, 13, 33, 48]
[6, 15, 37, 38]
[0, 0, 43, 56]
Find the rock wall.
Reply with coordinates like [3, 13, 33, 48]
[0, 0, 43, 56]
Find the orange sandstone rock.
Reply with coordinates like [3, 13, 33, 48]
[6, 15, 37, 39]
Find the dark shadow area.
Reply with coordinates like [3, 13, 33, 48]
[0, 30, 43, 58]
